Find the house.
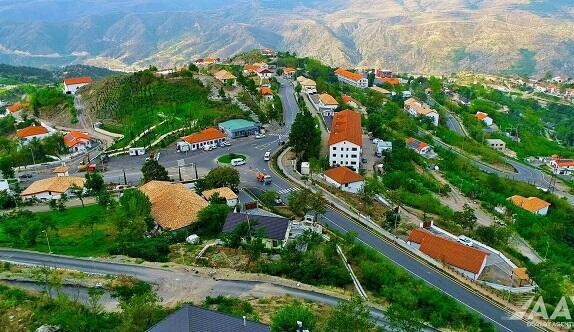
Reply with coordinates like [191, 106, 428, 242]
[296, 76, 317, 94]
[508, 195, 551, 216]
[261, 48, 275, 57]
[334, 68, 368, 88]
[202, 187, 238, 207]
[194, 57, 217, 65]
[324, 166, 364, 193]
[475, 112, 493, 127]
[20, 176, 85, 201]
[139, 181, 209, 230]
[222, 212, 291, 249]
[328, 110, 362, 171]
[179, 127, 227, 151]
[375, 141, 393, 155]
[282, 67, 296, 79]
[549, 155, 574, 175]
[256, 67, 274, 79]
[63, 76, 92, 94]
[551, 75, 567, 83]
[369, 86, 392, 96]
[405, 137, 432, 155]
[342, 95, 359, 109]
[53, 165, 69, 177]
[318, 93, 339, 116]
[376, 77, 400, 85]
[16, 125, 52, 143]
[486, 138, 506, 151]
[243, 65, 260, 76]
[259, 87, 274, 101]
[214, 70, 237, 85]
[5, 102, 29, 115]
[407, 228, 489, 280]
[375, 69, 393, 78]
[147, 304, 270, 332]
[64, 131, 92, 153]
[218, 119, 260, 138]
[404, 98, 439, 126]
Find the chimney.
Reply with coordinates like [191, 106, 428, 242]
[243, 316, 246, 326]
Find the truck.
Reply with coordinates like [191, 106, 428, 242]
[256, 171, 272, 185]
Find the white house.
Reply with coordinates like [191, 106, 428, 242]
[324, 166, 364, 193]
[405, 137, 432, 155]
[475, 112, 493, 127]
[257, 68, 274, 78]
[179, 127, 226, 151]
[328, 110, 362, 171]
[64, 131, 92, 153]
[53, 165, 70, 177]
[214, 70, 237, 86]
[486, 139, 506, 151]
[404, 98, 439, 126]
[318, 93, 339, 116]
[551, 76, 567, 83]
[508, 195, 551, 216]
[549, 156, 574, 175]
[282, 67, 296, 79]
[334, 68, 368, 88]
[202, 187, 238, 207]
[16, 125, 53, 143]
[20, 176, 85, 201]
[63, 76, 92, 94]
[296, 76, 317, 94]
[259, 87, 274, 101]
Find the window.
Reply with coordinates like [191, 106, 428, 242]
[351, 154, 357, 158]
[352, 147, 357, 151]
[332, 146, 337, 151]
[346, 148, 349, 151]
[272, 240, 280, 247]
[346, 155, 348, 158]
[351, 161, 356, 165]
[332, 154, 336, 157]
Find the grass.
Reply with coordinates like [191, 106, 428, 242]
[0, 205, 117, 257]
[217, 153, 246, 164]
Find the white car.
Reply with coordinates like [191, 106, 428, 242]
[264, 151, 271, 161]
[457, 235, 473, 247]
[372, 138, 381, 144]
[202, 145, 212, 151]
[255, 134, 266, 139]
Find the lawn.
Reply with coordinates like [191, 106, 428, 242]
[0, 205, 117, 257]
[217, 153, 246, 164]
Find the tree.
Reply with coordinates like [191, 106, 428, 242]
[384, 206, 401, 233]
[141, 159, 169, 183]
[69, 184, 85, 208]
[194, 203, 230, 236]
[260, 190, 280, 207]
[0, 191, 16, 209]
[85, 172, 105, 194]
[323, 297, 378, 332]
[97, 189, 115, 209]
[0, 156, 15, 179]
[271, 303, 316, 332]
[453, 203, 477, 231]
[287, 188, 326, 219]
[203, 166, 240, 191]
[114, 189, 152, 242]
[87, 287, 105, 313]
[288, 110, 321, 161]
[116, 283, 165, 331]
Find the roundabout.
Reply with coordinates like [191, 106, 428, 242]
[217, 153, 247, 164]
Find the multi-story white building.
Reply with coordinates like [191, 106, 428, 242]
[334, 68, 368, 89]
[404, 98, 439, 126]
[328, 110, 362, 172]
[296, 76, 317, 94]
[63, 76, 92, 94]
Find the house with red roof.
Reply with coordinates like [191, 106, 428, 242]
[324, 166, 364, 193]
[475, 111, 493, 127]
[16, 125, 53, 143]
[328, 110, 362, 171]
[405, 137, 432, 156]
[549, 155, 574, 175]
[508, 195, 551, 216]
[63, 76, 92, 94]
[259, 87, 273, 101]
[257, 67, 274, 79]
[64, 131, 92, 153]
[334, 68, 368, 88]
[404, 98, 439, 126]
[407, 228, 489, 280]
[4, 102, 30, 116]
[282, 67, 296, 79]
[318, 93, 339, 116]
[178, 127, 227, 151]
[194, 57, 218, 65]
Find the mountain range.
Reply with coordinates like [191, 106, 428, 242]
[1, 0, 574, 76]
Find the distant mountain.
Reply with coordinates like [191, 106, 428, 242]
[1, 0, 574, 76]
[0, 64, 122, 85]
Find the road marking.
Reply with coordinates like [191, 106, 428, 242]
[277, 187, 300, 194]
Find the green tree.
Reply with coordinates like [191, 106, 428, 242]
[271, 303, 316, 332]
[323, 297, 378, 332]
[288, 110, 321, 161]
[384, 207, 401, 233]
[194, 203, 230, 236]
[0, 156, 15, 179]
[85, 172, 105, 194]
[96, 189, 115, 209]
[203, 166, 240, 191]
[69, 184, 85, 208]
[115, 189, 152, 242]
[0, 190, 16, 209]
[141, 159, 170, 183]
[260, 190, 280, 207]
[287, 188, 326, 219]
[87, 287, 105, 313]
[117, 285, 165, 331]
[453, 203, 477, 231]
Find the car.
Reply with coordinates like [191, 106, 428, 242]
[274, 197, 283, 205]
[255, 134, 266, 139]
[222, 141, 232, 146]
[372, 138, 381, 144]
[264, 151, 271, 161]
[210, 143, 218, 149]
[457, 235, 473, 247]
[202, 145, 212, 151]
[19, 173, 33, 179]
[230, 158, 246, 166]
[219, 141, 226, 147]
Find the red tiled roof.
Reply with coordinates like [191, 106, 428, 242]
[324, 166, 363, 185]
[405, 137, 428, 152]
[342, 95, 352, 103]
[555, 160, 574, 167]
[508, 195, 551, 213]
[6, 102, 29, 113]
[335, 68, 363, 82]
[328, 110, 362, 146]
[283, 67, 295, 73]
[64, 131, 91, 147]
[475, 112, 489, 120]
[16, 125, 49, 138]
[380, 77, 400, 85]
[63, 76, 92, 85]
[244, 65, 260, 72]
[182, 127, 226, 144]
[319, 93, 338, 106]
[408, 229, 488, 274]
[259, 87, 273, 95]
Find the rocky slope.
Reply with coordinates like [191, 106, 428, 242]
[0, 0, 573, 76]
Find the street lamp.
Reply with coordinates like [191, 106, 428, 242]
[42, 230, 52, 254]
[29, 147, 36, 165]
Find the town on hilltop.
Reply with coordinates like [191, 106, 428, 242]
[0, 48, 573, 332]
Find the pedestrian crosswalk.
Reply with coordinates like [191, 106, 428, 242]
[277, 187, 300, 195]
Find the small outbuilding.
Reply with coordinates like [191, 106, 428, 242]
[222, 212, 291, 249]
[202, 187, 239, 207]
[324, 166, 364, 194]
[218, 119, 260, 138]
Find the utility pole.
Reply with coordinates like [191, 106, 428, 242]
[123, 169, 127, 185]
[42, 230, 52, 254]
[194, 163, 198, 180]
[178, 166, 182, 182]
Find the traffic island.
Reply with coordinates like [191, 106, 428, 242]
[217, 153, 246, 164]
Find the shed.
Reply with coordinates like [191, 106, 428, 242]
[218, 119, 260, 138]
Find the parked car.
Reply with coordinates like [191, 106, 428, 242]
[202, 145, 212, 151]
[219, 141, 226, 147]
[222, 141, 232, 146]
[255, 134, 266, 139]
[230, 158, 245, 166]
[274, 197, 283, 205]
[19, 173, 33, 179]
[457, 235, 473, 247]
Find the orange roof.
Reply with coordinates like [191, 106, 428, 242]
[21, 176, 85, 197]
[475, 112, 489, 120]
[64, 131, 91, 147]
[342, 95, 352, 103]
[6, 102, 29, 113]
[381, 77, 400, 85]
[408, 229, 488, 275]
[283, 67, 295, 73]
[244, 65, 260, 72]
[203, 57, 216, 63]
[508, 195, 551, 213]
[182, 127, 226, 144]
[405, 137, 428, 152]
[555, 159, 574, 167]
[335, 68, 363, 82]
[328, 110, 362, 146]
[259, 87, 273, 95]
[16, 125, 49, 138]
[63, 76, 92, 85]
[319, 93, 338, 106]
[324, 166, 363, 184]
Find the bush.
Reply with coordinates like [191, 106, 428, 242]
[109, 237, 170, 262]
